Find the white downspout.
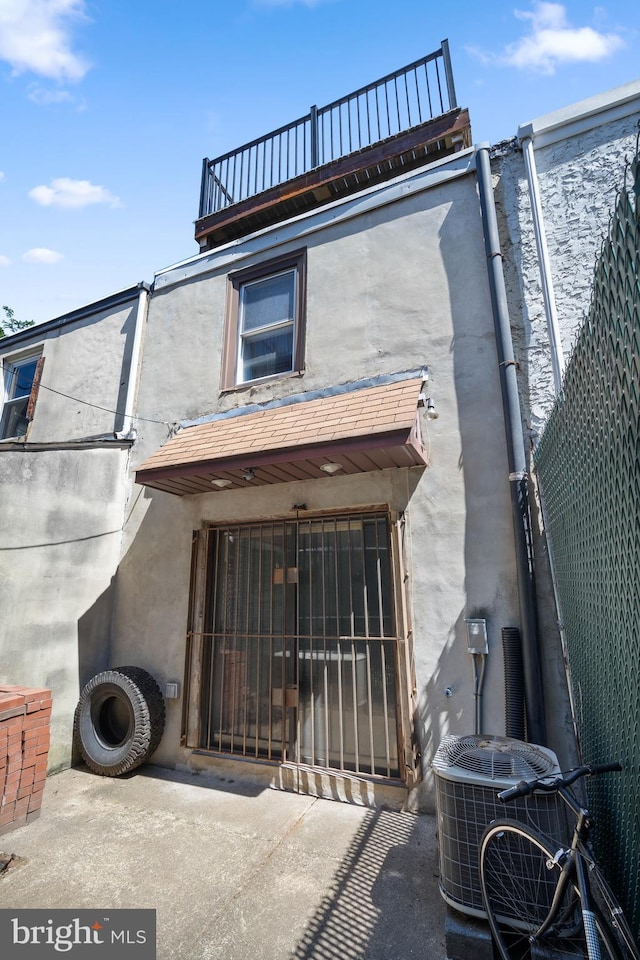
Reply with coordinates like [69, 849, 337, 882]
[116, 283, 149, 440]
[519, 128, 565, 395]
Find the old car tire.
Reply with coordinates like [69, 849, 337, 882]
[74, 666, 165, 776]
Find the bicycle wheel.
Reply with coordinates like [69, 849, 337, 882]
[480, 820, 629, 960]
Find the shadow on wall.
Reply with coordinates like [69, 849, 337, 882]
[77, 577, 116, 689]
[72, 577, 117, 766]
[441, 164, 573, 767]
[73, 298, 147, 693]
[114, 302, 140, 435]
[415, 609, 489, 808]
[291, 808, 445, 960]
[409, 192, 522, 792]
[441, 191, 520, 643]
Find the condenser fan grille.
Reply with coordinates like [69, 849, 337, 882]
[434, 734, 557, 780]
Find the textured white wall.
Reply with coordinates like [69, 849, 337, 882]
[497, 86, 640, 436]
[113, 155, 523, 806]
[0, 446, 130, 770]
[492, 85, 640, 773]
[1, 301, 140, 443]
[0, 294, 143, 770]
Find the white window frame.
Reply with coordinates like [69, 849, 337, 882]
[236, 267, 297, 385]
[222, 249, 306, 391]
[1, 351, 42, 440]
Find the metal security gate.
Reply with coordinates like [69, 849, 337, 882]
[191, 514, 401, 778]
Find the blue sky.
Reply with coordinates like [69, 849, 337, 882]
[1, 0, 639, 326]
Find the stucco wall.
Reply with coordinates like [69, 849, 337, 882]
[491, 85, 640, 773]
[0, 291, 143, 770]
[112, 153, 524, 805]
[496, 85, 640, 434]
[2, 300, 140, 443]
[0, 446, 130, 770]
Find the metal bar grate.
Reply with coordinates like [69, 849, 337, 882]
[190, 514, 401, 778]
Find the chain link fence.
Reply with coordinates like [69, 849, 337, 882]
[534, 137, 640, 937]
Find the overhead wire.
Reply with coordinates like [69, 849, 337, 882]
[0, 360, 173, 428]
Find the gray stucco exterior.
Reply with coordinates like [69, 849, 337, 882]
[108, 151, 524, 808]
[495, 80, 640, 436]
[0, 287, 147, 770]
[489, 81, 640, 782]
[7, 79, 634, 801]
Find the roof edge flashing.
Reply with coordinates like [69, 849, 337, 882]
[517, 79, 640, 149]
[154, 148, 475, 293]
[178, 367, 429, 431]
[0, 282, 151, 350]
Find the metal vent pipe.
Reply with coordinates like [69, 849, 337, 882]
[475, 143, 547, 746]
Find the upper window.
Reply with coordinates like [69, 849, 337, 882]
[1, 353, 43, 439]
[223, 250, 306, 390]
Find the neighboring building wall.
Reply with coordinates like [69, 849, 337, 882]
[496, 81, 640, 435]
[493, 82, 640, 772]
[0, 288, 146, 771]
[111, 151, 524, 808]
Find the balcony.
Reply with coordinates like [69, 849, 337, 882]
[195, 40, 471, 251]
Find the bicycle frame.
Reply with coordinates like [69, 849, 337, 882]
[490, 767, 639, 960]
[534, 786, 597, 946]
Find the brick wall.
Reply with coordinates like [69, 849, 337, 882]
[0, 686, 52, 836]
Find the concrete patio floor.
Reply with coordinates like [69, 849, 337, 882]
[0, 765, 448, 959]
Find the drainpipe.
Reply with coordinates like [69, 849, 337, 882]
[115, 282, 150, 441]
[475, 143, 547, 746]
[519, 128, 565, 395]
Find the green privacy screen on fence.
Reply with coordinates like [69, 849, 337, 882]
[534, 144, 640, 938]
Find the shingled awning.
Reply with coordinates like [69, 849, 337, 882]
[135, 375, 428, 496]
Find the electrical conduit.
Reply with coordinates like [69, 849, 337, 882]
[116, 283, 150, 440]
[475, 143, 547, 745]
[519, 130, 565, 395]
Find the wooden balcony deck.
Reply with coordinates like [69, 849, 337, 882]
[194, 42, 470, 251]
[195, 107, 471, 251]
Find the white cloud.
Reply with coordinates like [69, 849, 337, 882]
[0, 0, 90, 81]
[22, 248, 64, 264]
[0, 254, 10, 267]
[468, 2, 625, 75]
[0, 171, 5, 181]
[27, 86, 74, 105]
[29, 177, 122, 209]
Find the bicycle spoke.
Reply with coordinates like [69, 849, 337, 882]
[477, 765, 639, 960]
[480, 822, 628, 960]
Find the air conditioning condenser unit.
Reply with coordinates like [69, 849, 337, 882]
[433, 734, 567, 918]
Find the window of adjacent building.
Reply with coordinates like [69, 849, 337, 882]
[1, 353, 43, 439]
[222, 250, 306, 390]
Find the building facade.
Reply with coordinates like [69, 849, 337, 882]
[7, 52, 634, 808]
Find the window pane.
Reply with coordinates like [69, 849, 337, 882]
[12, 359, 38, 398]
[241, 271, 295, 333]
[241, 325, 294, 381]
[1, 357, 39, 439]
[1, 397, 30, 439]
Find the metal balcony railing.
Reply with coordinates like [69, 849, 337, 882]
[199, 40, 458, 220]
